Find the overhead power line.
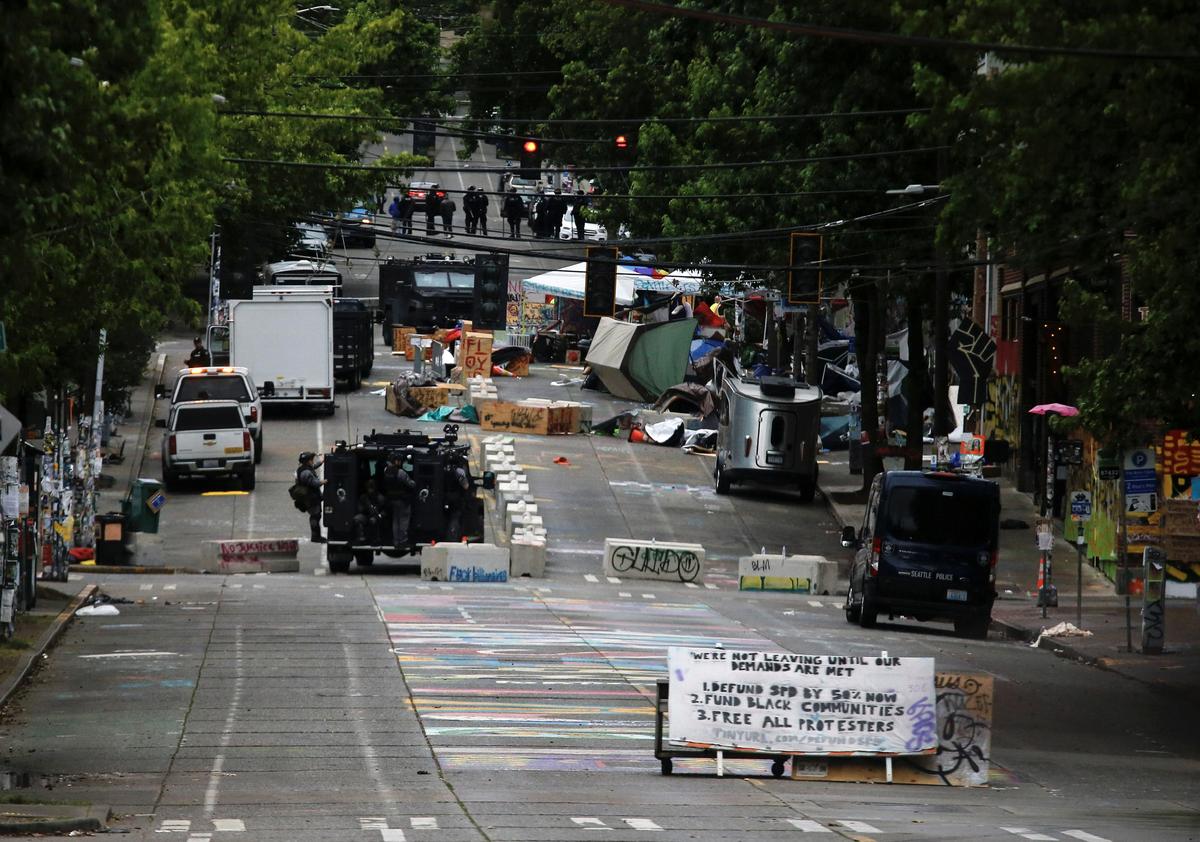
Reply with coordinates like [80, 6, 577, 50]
[225, 146, 947, 175]
[596, 0, 1200, 61]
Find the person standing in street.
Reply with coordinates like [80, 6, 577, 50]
[463, 186, 478, 234]
[503, 187, 525, 239]
[187, 336, 211, 368]
[387, 195, 402, 234]
[398, 192, 414, 235]
[474, 187, 490, 236]
[297, 452, 326, 543]
[425, 190, 441, 236]
[547, 188, 567, 239]
[383, 450, 417, 551]
[443, 454, 472, 542]
[573, 189, 590, 241]
[440, 195, 457, 237]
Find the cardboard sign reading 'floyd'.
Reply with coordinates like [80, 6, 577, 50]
[667, 647, 937, 756]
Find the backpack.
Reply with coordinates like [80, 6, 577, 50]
[288, 481, 309, 511]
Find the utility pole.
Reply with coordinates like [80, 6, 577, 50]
[206, 228, 221, 334]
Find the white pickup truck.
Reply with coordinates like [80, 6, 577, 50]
[159, 400, 256, 491]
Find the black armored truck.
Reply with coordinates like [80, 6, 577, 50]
[321, 425, 494, 573]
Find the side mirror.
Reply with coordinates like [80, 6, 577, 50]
[153, 384, 167, 400]
[260, 381, 276, 397]
[481, 471, 496, 491]
[840, 525, 858, 548]
[154, 418, 167, 429]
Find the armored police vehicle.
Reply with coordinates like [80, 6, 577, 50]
[378, 253, 477, 343]
[321, 425, 494, 573]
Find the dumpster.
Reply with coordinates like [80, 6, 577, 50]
[123, 478, 165, 534]
[94, 512, 128, 565]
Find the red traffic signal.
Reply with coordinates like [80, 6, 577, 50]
[614, 134, 629, 150]
[522, 139, 539, 154]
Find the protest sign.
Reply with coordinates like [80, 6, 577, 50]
[667, 647, 937, 756]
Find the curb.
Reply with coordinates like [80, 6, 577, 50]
[0, 583, 97, 710]
[0, 808, 108, 835]
[69, 564, 201, 575]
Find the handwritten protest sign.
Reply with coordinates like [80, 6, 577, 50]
[461, 331, 493, 379]
[667, 647, 937, 756]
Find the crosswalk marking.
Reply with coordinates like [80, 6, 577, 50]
[572, 817, 610, 829]
[228, 583, 243, 589]
[808, 600, 823, 607]
[157, 819, 191, 833]
[438, 585, 452, 591]
[837, 820, 881, 833]
[786, 819, 831, 833]
[641, 593, 656, 599]
[416, 585, 430, 590]
[186, 835, 211, 842]
[359, 818, 388, 830]
[252, 584, 265, 589]
[1062, 832, 1111, 842]
[380, 830, 407, 842]
[1002, 829, 1056, 841]
[212, 819, 244, 831]
[584, 574, 599, 583]
[410, 817, 438, 829]
[624, 818, 663, 831]
[606, 576, 621, 584]
[140, 584, 154, 591]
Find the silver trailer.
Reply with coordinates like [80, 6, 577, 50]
[713, 362, 823, 501]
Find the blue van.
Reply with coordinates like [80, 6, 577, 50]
[842, 470, 999, 638]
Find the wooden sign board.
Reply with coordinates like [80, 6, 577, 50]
[479, 400, 573, 436]
[461, 331, 494, 379]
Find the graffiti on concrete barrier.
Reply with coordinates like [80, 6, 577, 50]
[610, 545, 700, 582]
[448, 564, 508, 583]
[738, 576, 812, 593]
[903, 672, 993, 787]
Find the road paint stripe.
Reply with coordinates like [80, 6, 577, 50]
[381, 830, 407, 842]
[641, 593, 656, 599]
[808, 600, 823, 607]
[572, 817, 609, 829]
[624, 818, 663, 831]
[204, 627, 243, 818]
[439, 585, 452, 591]
[1062, 832, 1111, 842]
[1001, 829, 1056, 841]
[359, 818, 388, 830]
[313, 567, 327, 576]
[704, 583, 718, 590]
[410, 817, 438, 829]
[163, 584, 177, 591]
[837, 821, 880, 833]
[156, 819, 191, 832]
[684, 582, 699, 588]
[584, 574, 599, 583]
[228, 583, 243, 589]
[186, 835, 211, 842]
[785, 819, 832, 833]
[212, 819, 245, 831]
[345, 640, 402, 819]
[139, 583, 154, 591]
[618, 592, 632, 598]
[200, 491, 247, 496]
[81, 651, 178, 659]
[607, 576, 621, 584]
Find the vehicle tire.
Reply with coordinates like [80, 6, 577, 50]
[324, 401, 336, 416]
[254, 432, 263, 464]
[844, 580, 861, 624]
[163, 471, 181, 493]
[714, 458, 730, 495]
[354, 550, 374, 568]
[771, 758, 786, 778]
[240, 468, 256, 491]
[858, 582, 879, 629]
[955, 614, 991, 640]
[327, 549, 351, 574]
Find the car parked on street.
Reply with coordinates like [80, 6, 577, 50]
[157, 366, 263, 463]
[407, 181, 446, 212]
[158, 400, 256, 491]
[842, 469, 999, 638]
[319, 205, 376, 249]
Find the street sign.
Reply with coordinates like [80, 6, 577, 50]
[1126, 492, 1158, 514]
[1069, 490, 1093, 522]
[1124, 476, 1158, 495]
[0, 405, 19, 453]
[1098, 465, 1121, 480]
[1124, 447, 1155, 471]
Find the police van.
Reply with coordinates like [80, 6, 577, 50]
[321, 426, 494, 573]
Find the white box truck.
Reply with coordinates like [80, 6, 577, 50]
[217, 287, 336, 414]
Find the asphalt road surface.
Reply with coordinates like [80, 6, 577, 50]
[1, 336, 1197, 840]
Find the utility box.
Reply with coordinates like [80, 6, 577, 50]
[94, 512, 128, 565]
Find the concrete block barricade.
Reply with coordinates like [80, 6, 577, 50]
[504, 501, 538, 534]
[602, 538, 705, 584]
[510, 536, 547, 578]
[498, 483, 532, 512]
[201, 538, 300, 573]
[737, 553, 838, 594]
[420, 543, 510, 582]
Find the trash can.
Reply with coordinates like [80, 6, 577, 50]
[123, 478, 165, 534]
[94, 512, 128, 565]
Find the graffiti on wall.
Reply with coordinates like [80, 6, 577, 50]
[982, 374, 1021, 449]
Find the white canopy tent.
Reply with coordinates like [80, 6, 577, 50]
[521, 262, 705, 303]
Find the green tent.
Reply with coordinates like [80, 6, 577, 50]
[586, 317, 697, 402]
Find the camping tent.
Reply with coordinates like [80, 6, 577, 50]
[585, 316, 697, 401]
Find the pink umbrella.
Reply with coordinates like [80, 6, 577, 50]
[1028, 403, 1079, 416]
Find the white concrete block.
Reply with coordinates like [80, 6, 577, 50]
[200, 538, 300, 574]
[510, 537, 547, 578]
[737, 553, 838, 595]
[512, 526, 547, 540]
[504, 501, 539, 533]
[420, 543, 509, 582]
[498, 482, 532, 510]
[601, 538, 705, 584]
[419, 544, 450, 581]
[508, 513, 543, 534]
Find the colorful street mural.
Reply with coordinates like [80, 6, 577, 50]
[982, 374, 1021, 452]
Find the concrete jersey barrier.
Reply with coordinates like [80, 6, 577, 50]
[201, 538, 300, 574]
[737, 553, 837, 594]
[602, 538, 705, 583]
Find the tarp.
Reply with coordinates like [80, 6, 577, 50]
[585, 317, 697, 402]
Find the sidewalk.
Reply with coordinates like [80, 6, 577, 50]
[818, 451, 1200, 702]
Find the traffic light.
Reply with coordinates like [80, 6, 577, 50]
[584, 246, 619, 318]
[614, 134, 629, 151]
[472, 253, 509, 329]
[519, 139, 541, 179]
[613, 132, 636, 159]
[787, 232, 824, 304]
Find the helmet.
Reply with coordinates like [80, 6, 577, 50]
[298, 452, 314, 464]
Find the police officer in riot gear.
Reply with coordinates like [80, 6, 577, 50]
[297, 452, 325, 543]
[383, 449, 423, 551]
[443, 454, 472, 541]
